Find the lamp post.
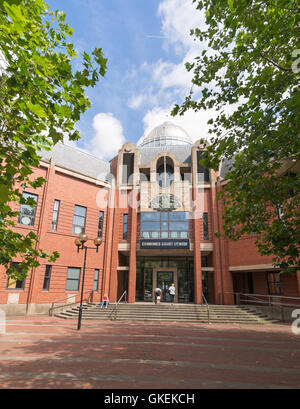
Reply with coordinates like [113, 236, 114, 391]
[75, 233, 102, 330]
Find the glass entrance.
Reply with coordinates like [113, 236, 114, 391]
[157, 271, 174, 302]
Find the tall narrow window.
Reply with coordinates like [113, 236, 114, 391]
[93, 269, 99, 291]
[122, 153, 134, 185]
[197, 151, 210, 183]
[123, 214, 128, 240]
[72, 205, 87, 234]
[6, 263, 26, 290]
[43, 265, 52, 291]
[51, 200, 60, 231]
[18, 192, 38, 226]
[98, 211, 104, 238]
[203, 212, 209, 240]
[66, 267, 81, 291]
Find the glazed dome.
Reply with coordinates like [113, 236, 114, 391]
[139, 122, 192, 147]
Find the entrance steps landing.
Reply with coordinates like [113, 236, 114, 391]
[54, 303, 278, 324]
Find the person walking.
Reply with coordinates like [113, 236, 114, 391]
[154, 287, 162, 304]
[168, 283, 175, 304]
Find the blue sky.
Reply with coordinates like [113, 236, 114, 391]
[47, 0, 211, 160]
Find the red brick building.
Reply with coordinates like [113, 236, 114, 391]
[1, 122, 299, 314]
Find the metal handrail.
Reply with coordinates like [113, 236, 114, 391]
[202, 292, 210, 324]
[49, 290, 94, 316]
[109, 290, 127, 321]
[224, 292, 300, 309]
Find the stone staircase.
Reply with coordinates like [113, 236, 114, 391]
[54, 303, 278, 324]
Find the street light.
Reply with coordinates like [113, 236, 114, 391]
[75, 232, 102, 330]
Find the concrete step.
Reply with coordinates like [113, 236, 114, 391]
[54, 303, 277, 324]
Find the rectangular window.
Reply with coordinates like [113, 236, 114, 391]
[72, 205, 87, 234]
[267, 272, 282, 295]
[18, 192, 38, 226]
[51, 200, 60, 231]
[93, 269, 100, 291]
[98, 211, 104, 238]
[43, 265, 52, 291]
[123, 214, 128, 240]
[197, 151, 210, 183]
[140, 212, 190, 240]
[66, 267, 81, 291]
[203, 212, 209, 240]
[122, 153, 134, 185]
[6, 263, 26, 290]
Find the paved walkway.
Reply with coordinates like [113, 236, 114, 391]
[0, 316, 300, 389]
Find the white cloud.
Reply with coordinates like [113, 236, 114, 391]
[157, 0, 205, 55]
[128, 94, 145, 110]
[87, 113, 126, 159]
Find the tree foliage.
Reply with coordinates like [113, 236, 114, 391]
[0, 0, 107, 279]
[172, 0, 300, 272]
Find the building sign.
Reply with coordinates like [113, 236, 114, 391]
[140, 239, 189, 249]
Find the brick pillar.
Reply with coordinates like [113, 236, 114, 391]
[193, 187, 202, 304]
[128, 189, 138, 304]
[103, 185, 116, 300]
[26, 164, 54, 312]
[108, 189, 121, 303]
[210, 182, 224, 305]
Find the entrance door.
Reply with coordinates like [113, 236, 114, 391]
[117, 270, 128, 301]
[157, 271, 174, 302]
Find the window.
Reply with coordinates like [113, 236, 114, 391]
[72, 205, 87, 234]
[267, 272, 283, 295]
[6, 263, 26, 290]
[141, 212, 190, 239]
[51, 200, 60, 231]
[123, 214, 128, 240]
[98, 211, 104, 238]
[18, 192, 38, 226]
[197, 151, 210, 183]
[157, 164, 174, 188]
[203, 212, 209, 240]
[93, 269, 100, 291]
[122, 153, 134, 185]
[43, 265, 52, 291]
[66, 267, 81, 291]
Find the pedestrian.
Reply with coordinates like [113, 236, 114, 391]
[168, 283, 175, 304]
[154, 287, 162, 304]
[100, 294, 109, 308]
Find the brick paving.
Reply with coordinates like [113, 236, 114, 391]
[0, 316, 300, 389]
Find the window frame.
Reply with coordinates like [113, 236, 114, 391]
[72, 205, 87, 235]
[203, 212, 209, 240]
[51, 199, 60, 231]
[43, 265, 52, 291]
[66, 267, 81, 292]
[140, 212, 190, 240]
[98, 211, 104, 238]
[6, 263, 26, 290]
[93, 269, 100, 291]
[18, 192, 38, 227]
[123, 214, 128, 240]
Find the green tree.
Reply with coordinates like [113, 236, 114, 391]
[172, 0, 300, 272]
[0, 0, 107, 280]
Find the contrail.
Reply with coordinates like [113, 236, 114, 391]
[145, 35, 168, 39]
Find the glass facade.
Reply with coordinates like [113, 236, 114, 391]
[141, 212, 190, 239]
[140, 135, 192, 147]
[136, 256, 194, 303]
